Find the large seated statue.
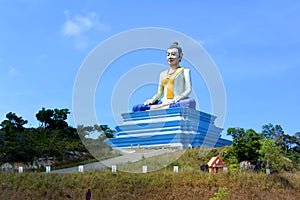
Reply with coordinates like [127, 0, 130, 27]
[108, 42, 232, 151]
[133, 42, 196, 112]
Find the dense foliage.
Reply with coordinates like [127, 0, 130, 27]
[1, 106, 299, 174]
[226, 123, 300, 172]
[0, 108, 115, 166]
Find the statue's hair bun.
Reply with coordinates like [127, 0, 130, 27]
[173, 42, 179, 46]
[169, 42, 180, 50]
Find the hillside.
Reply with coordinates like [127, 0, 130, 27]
[1, 168, 300, 199]
[1, 147, 300, 200]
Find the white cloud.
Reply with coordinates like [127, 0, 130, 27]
[9, 67, 17, 77]
[61, 10, 108, 48]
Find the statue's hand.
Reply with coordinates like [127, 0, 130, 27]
[174, 96, 183, 103]
[144, 99, 155, 105]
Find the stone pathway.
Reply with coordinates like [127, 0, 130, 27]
[51, 148, 177, 174]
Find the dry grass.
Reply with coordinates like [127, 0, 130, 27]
[1, 170, 300, 200]
[1, 147, 300, 200]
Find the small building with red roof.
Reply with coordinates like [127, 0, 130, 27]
[207, 156, 226, 173]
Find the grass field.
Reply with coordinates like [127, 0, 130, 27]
[1, 170, 300, 200]
[1, 148, 300, 200]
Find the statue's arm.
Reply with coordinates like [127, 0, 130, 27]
[144, 73, 164, 105]
[151, 84, 163, 101]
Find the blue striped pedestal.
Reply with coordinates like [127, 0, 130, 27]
[106, 108, 231, 149]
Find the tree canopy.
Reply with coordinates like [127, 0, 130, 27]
[226, 123, 300, 173]
[36, 107, 70, 130]
[0, 108, 115, 165]
[227, 127, 262, 163]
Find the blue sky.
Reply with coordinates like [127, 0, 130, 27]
[0, 0, 299, 138]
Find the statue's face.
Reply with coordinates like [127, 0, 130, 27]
[167, 48, 180, 67]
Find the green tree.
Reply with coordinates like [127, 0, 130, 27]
[76, 125, 94, 138]
[227, 127, 262, 163]
[262, 124, 300, 164]
[34, 108, 86, 159]
[294, 132, 300, 153]
[36, 107, 70, 130]
[258, 138, 283, 173]
[0, 113, 30, 163]
[99, 125, 116, 138]
[295, 132, 300, 140]
[77, 124, 115, 139]
[0, 110, 90, 166]
[76, 124, 114, 158]
[283, 134, 300, 163]
[262, 123, 284, 140]
[0, 130, 4, 146]
[35, 108, 54, 128]
[0, 112, 28, 133]
[221, 146, 239, 169]
[262, 123, 286, 150]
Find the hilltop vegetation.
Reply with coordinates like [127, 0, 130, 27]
[1, 108, 300, 199]
[0, 108, 115, 170]
[225, 124, 300, 173]
[0, 148, 300, 200]
[1, 105, 299, 173]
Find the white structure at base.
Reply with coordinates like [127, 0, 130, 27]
[46, 166, 51, 173]
[18, 166, 24, 173]
[78, 165, 84, 172]
[112, 165, 117, 173]
[142, 165, 147, 173]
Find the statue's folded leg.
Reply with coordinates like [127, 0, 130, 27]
[132, 100, 162, 112]
[169, 98, 196, 109]
[132, 98, 195, 112]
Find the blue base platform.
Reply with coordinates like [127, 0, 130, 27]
[106, 108, 231, 149]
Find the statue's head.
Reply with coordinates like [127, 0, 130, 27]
[167, 42, 183, 66]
